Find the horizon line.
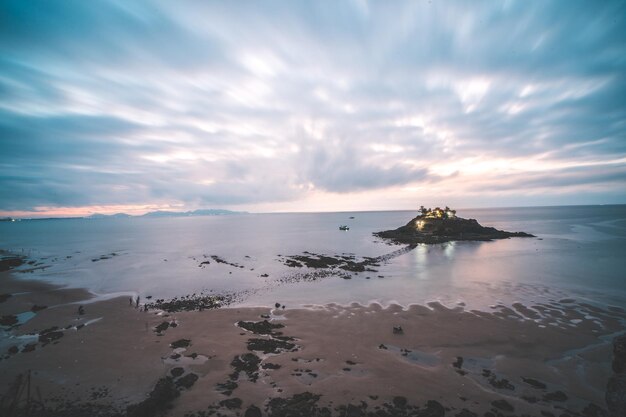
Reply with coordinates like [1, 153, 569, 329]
[2, 202, 625, 221]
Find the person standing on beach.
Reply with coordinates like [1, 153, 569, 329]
[129, 297, 133, 306]
[135, 296, 140, 308]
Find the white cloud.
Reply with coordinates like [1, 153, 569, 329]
[0, 0, 625, 215]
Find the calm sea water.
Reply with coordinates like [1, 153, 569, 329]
[1, 205, 625, 310]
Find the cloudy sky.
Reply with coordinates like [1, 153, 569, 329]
[1, 0, 625, 217]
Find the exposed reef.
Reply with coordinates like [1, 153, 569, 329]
[144, 292, 238, 313]
[0, 254, 25, 271]
[374, 209, 534, 245]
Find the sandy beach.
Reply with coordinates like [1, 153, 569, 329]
[2, 263, 625, 417]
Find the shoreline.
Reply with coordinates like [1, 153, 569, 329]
[4, 233, 626, 316]
[1, 269, 625, 416]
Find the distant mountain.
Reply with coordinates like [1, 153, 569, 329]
[141, 209, 245, 217]
[192, 209, 246, 216]
[85, 209, 245, 219]
[87, 213, 132, 219]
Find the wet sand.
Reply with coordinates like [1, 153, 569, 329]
[1, 269, 625, 417]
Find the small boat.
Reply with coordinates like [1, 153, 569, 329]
[339, 225, 350, 231]
[349, 216, 355, 219]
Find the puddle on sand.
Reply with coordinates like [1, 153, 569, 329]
[385, 345, 441, 368]
[0, 333, 38, 354]
[460, 356, 495, 373]
[1, 311, 37, 331]
[16, 311, 36, 325]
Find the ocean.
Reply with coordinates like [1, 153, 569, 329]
[1, 205, 625, 311]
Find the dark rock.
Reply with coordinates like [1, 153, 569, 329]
[375, 214, 534, 245]
[378, 344, 388, 350]
[244, 405, 262, 417]
[170, 367, 184, 378]
[487, 376, 515, 390]
[21, 343, 36, 353]
[237, 320, 284, 335]
[0, 257, 24, 271]
[231, 353, 261, 382]
[452, 356, 464, 369]
[419, 400, 445, 417]
[582, 403, 607, 417]
[39, 327, 64, 345]
[491, 399, 514, 412]
[266, 392, 328, 416]
[216, 380, 238, 396]
[246, 338, 297, 354]
[606, 374, 626, 417]
[522, 395, 539, 403]
[219, 397, 243, 409]
[154, 321, 170, 333]
[393, 326, 404, 335]
[8, 345, 18, 354]
[262, 362, 281, 370]
[543, 391, 567, 402]
[455, 409, 478, 417]
[0, 315, 18, 326]
[393, 396, 407, 408]
[170, 339, 191, 349]
[31, 304, 47, 312]
[175, 372, 198, 389]
[145, 293, 235, 312]
[612, 334, 626, 374]
[343, 403, 366, 417]
[281, 252, 380, 274]
[522, 377, 547, 389]
[209, 255, 243, 269]
[127, 377, 180, 417]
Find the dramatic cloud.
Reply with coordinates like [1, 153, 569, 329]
[1, 0, 625, 216]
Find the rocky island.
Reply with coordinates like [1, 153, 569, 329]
[375, 206, 534, 244]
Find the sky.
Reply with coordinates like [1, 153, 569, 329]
[1, 0, 625, 217]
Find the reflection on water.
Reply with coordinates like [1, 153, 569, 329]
[0, 205, 625, 310]
[443, 241, 456, 259]
[413, 245, 428, 267]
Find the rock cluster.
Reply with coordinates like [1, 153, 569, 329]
[607, 334, 626, 416]
[374, 214, 534, 245]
